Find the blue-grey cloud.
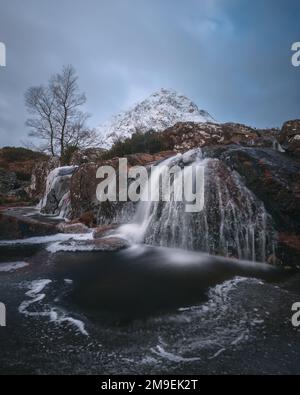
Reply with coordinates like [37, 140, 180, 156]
[0, 0, 299, 147]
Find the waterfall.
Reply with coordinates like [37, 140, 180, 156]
[38, 166, 77, 217]
[118, 150, 277, 262]
[272, 139, 285, 153]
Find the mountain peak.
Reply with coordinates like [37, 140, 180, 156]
[97, 88, 216, 148]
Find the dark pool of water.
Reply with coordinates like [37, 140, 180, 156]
[0, 241, 300, 375]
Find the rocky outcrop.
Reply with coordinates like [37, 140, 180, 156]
[159, 122, 280, 152]
[278, 120, 300, 156]
[0, 147, 48, 205]
[0, 168, 18, 194]
[203, 145, 300, 235]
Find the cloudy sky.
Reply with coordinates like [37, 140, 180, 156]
[0, 0, 299, 147]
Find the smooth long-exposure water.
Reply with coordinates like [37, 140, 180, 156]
[0, 237, 300, 375]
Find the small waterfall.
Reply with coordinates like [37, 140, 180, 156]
[119, 154, 181, 243]
[38, 166, 77, 217]
[119, 150, 277, 262]
[272, 138, 285, 153]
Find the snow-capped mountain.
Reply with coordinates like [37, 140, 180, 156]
[97, 88, 216, 148]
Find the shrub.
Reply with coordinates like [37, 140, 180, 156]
[61, 145, 79, 166]
[0, 147, 47, 163]
[102, 130, 171, 160]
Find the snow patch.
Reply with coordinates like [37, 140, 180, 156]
[97, 88, 216, 149]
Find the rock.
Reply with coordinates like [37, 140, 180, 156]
[50, 236, 128, 252]
[0, 168, 31, 206]
[93, 224, 119, 238]
[0, 147, 48, 197]
[0, 209, 58, 240]
[70, 148, 106, 166]
[57, 222, 90, 234]
[29, 156, 60, 201]
[278, 120, 300, 156]
[78, 211, 98, 227]
[278, 233, 300, 268]
[204, 145, 300, 234]
[159, 122, 278, 152]
[69, 151, 175, 224]
[40, 166, 77, 216]
[90, 237, 128, 251]
[181, 148, 203, 165]
[69, 162, 99, 220]
[0, 168, 18, 194]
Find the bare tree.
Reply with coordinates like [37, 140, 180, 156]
[25, 65, 95, 163]
[25, 86, 56, 156]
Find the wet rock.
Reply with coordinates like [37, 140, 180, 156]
[78, 211, 98, 227]
[278, 233, 300, 268]
[93, 224, 119, 238]
[69, 151, 175, 224]
[57, 222, 90, 234]
[0, 210, 58, 240]
[40, 166, 77, 216]
[204, 145, 300, 235]
[50, 236, 128, 252]
[278, 120, 300, 156]
[89, 237, 128, 251]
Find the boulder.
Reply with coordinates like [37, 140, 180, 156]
[278, 120, 300, 156]
[57, 222, 90, 234]
[0, 209, 58, 240]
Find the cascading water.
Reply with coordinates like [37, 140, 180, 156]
[119, 149, 277, 262]
[38, 166, 77, 217]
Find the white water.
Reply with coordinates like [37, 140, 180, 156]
[0, 261, 29, 272]
[38, 166, 77, 217]
[117, 150, 277, 262]
[0, 232, 94, 246]
[117, 154, 181, 244]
